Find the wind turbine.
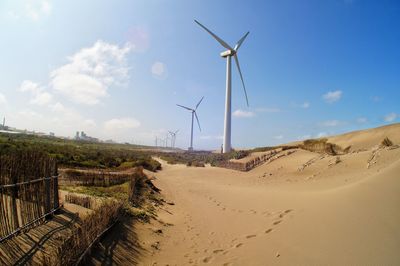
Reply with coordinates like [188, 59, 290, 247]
[195, 20, 250, 153]
[168, 130, 179, 148]
[177, 97, 204, 151]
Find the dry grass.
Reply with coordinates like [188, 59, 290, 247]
[65, 193, 94, 209]
[300, 138, 349, 155]
[381, 137, 393, 147]
[60, 169, 132, 187]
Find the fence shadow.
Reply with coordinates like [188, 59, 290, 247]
[0, 208, 79, 265]
[86, 216, 143, 266]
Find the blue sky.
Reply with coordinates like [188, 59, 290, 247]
[0, 0, 399, 149]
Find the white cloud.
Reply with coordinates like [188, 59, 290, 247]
[323, 90, 342, 103]
[371, 96, 382, 102]
[301, 102, 310, 108]
[151, 61, 167, 79]
[126, 26, 150, 52]
[233, 109, 255, 118]
[200, 135, 223, 140]
[255, 107, 280, 113]
[104, 117, 141, 131]
[8, 0, 52, 21]
[30, 91, 52, 105]
[320, 120, 341, 127]
[49, 102, 66, 112]
[274, 135, 284, 140]
[384, 113, 397, 122]
[25, 0, 51, 21]
[298, 134, 312, 140]
[83, 119, 96, 128]
[317, 132, 328, 138]
[18, 109, 43, 120]
[19, 80, 53, 105]
[356, 117, 367, 124]
[0, 93, 7, 105]
[19, 80, 42, 94]
[51, 40, 131, 105]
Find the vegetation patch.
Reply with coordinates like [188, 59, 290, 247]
[0, 133, 161, 171]
[300, 138, 349, 155]
[381, 137, 393, 147]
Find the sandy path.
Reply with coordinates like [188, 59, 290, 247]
[138, 155, 400, 266]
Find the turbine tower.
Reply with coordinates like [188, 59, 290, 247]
[195, 20, 249, 153]
[177, 97, 204, 151]
[168, 130, 179, 148]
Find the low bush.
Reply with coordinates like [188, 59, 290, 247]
[381, 137, 393, 147]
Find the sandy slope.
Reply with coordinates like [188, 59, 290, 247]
[137, 127, 400, 265]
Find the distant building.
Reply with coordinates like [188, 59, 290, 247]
[74, 131, 99, 142]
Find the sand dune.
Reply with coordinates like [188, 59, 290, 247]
[136, 124, 400, 265]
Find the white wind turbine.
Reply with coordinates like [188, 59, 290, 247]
[168, 130, 179, 148]
[195, 20, 250, 153]
[177, 97, 204, 151]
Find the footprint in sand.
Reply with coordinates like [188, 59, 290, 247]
[213, 249, 224, 254]
[273, 220, 282, 225]
[235, 243, 243, 248]
[203, 256, 212, 263]
[265, 228, 273, 234]
[246, 234, 257, 239]
[279, 209, 293, 218]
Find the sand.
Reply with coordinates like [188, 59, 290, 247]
[135, 123, 400, 265]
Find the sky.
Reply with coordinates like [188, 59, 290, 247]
[0, 0, 399, 150]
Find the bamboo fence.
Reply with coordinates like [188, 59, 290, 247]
[65, 193, 93, 209]
[0, 151, 59, 243]
[60, 169, 132, 187]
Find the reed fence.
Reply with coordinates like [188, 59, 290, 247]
[59, 169, 132, 187]
[53, 200, 124, 265]
[65, 193, 94, 209]
[51, 167, 148, 265]
[0, 151, 59, 243]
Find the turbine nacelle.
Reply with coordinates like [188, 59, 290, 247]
[220, 49, 236, 58]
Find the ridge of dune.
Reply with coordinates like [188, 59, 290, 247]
[282, 123, 400, 151]
[327, 123, 400, 150]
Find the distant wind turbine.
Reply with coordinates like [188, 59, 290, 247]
[195, 20, 250, 153]
[177, 97, 204, 151]
[168, 130, 179, 148]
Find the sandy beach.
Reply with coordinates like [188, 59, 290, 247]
[136, 124, 400, 265]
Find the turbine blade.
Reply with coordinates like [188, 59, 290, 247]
[234, 31, 250, 51]
[176, 104, 193, 111]
[194, 20, 233, 50]
[194, 112, 201, 131]
[234, 54, 249, 107]
[195, 96, 204, 110]
[175, 129, 179, 134]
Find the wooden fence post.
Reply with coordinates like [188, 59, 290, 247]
[11, 174, 19, 231]
[53, 176, 59, 210]
[45, 177, 51, 216]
